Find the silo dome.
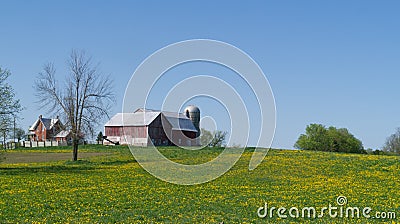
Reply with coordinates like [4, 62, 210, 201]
[185, 105, 200, 113]
[184, 105, 200, 138]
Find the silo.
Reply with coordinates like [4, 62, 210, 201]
[184, 105, 200, 138]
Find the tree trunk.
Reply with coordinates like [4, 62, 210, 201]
[72, 139, 78, 161]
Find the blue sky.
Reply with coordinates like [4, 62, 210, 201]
[1, 1, 399, 149]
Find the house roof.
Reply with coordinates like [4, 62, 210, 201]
[55, 130, 71, 138]
[105, 109, 198, 132]
[29, 116, 61, 131]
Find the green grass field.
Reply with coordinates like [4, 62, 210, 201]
[0, 146, 399, 223]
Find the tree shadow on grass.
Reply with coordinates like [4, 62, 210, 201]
[0, 158, 136, 175]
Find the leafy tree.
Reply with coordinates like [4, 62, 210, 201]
[0, 119, 11, 149]
[210, 130, 227, 147]
[200, 128, 213, 146]
[382, 128, 400, 154]
[295, 123, 364, 153]
[200, 128, 227, 147]
[0, 68, 22, 149]
[294, 124, 329, 151]
[35, 50, 114, 160]
[96, 131, 104, 144]
[14, 128, 26, 142]
[326, 127, 364, 153]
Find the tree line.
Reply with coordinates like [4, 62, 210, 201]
[295, 123, 400, 155]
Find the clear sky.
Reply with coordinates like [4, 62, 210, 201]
[1, 1, 399, 149]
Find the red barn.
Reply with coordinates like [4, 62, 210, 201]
[104, 107, 200, 146]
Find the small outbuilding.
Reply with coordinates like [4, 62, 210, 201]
[54, 130, 72, 143]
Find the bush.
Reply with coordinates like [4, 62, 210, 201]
[294, 123, 364, 153]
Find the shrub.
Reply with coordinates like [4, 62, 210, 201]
[295, 123, 364, 153]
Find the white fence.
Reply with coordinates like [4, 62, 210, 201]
[22, 141, 68, 148]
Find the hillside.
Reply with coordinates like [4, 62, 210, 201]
[0, 146, 398, 223]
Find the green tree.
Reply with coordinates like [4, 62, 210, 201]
[210, 130, 227, 147]
[0, 68, 23, 149]
[294, 124, 329, 151]
[200, 128, 213, 146]
[382, 128, 400, 154]
[14, 128, 26, 142]
[200, 128, 227, 147]
[96, 131, 104, 144]
[326, 127, 363, 153]
[295, 123, 364, 153]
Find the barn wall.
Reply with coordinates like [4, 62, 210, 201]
[123, 126, 147, 138]
[123, 126, 147, 146]
[148, 115, 171, 146]
[157, 114, 198, 146]
[105, 127, 122, 137]
[104, 126, 148, 146]
[171, 130, 197, 146]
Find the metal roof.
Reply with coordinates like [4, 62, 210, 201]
[163, 114, 198, 132]
[105, 112, 160, 126]
[105, 109, 198, 132]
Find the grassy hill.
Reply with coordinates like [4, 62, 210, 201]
[0, 146, 398, 223]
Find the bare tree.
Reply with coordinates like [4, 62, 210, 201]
[35, 50, 114, 160]
[383, 128, 400, 154]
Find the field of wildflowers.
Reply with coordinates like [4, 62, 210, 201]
[0, 146, 398, 223]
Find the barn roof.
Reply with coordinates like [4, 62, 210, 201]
[162, 112, 198, 132]
[105, 109, 198, 132]
[105, 112, 161, 126]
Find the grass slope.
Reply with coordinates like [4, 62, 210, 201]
[0, 146, 398, 223]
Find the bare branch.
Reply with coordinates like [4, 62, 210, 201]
[34, 50, 114, 160]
